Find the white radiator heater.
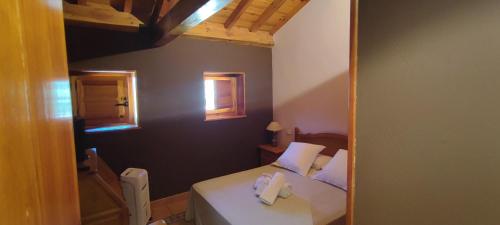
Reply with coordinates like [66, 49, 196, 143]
[121, 168, 152, 225]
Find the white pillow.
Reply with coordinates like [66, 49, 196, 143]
[311, 154, 333, 170]
[274, 142, 325, 176]
[313, 149, 348, 190]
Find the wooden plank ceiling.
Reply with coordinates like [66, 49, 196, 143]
[183, 0, 310, 47]
[62, 0, 309, 47]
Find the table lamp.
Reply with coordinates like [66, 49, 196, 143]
[266, 121, 283, 147]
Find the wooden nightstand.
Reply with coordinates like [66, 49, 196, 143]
[259, 144, 286, 166]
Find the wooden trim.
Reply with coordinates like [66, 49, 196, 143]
[238, 72, 246, 115]
[204, 72, 246, 76]
[183, 21, 274, 48]
[250, 0, 287, 32]
[70, 70, 137, 75]
[347, 0, 359, 224]
[231, 77, 237, 112]
[204, 76, 234, 81]
[224, 0, 253, 29]
[270, 0, 310, 34]
[205, 114, 247, 121]
[207, 107, 236, 114]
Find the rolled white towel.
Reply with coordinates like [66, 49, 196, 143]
[278, 182, 292, 198]
[256, 181, 292, 198]
[254, 174, 293, 198]
[253, 173, 273, 196]
[254, 176, 270, 196]
[259, 172, 285, 205]
[253, 175, 271, 189]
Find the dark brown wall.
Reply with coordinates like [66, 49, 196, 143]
[355, 0, 500, 224]
[65, 26, 154, 62]
[69, 37, 273, 199]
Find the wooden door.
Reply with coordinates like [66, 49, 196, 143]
[1, 0, 81, 225]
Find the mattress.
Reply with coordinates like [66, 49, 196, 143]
[185, 165, 346, 225]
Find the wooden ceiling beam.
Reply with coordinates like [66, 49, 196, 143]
[154, 0, 231, 46]
[270, 0, 309, 34]
[63, 1, 143, 32]
[249, 0, 287, 32]
[129, 0, 156, 24]
[149, 0, 164, 25]
[224, 0, 253, 29]
[123, 0, 133, 13]
[184, 21, 274, 47]
[158, 0, 181, 21]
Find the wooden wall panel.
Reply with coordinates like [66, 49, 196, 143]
[1, 2, 43, 224]
[0, 0, 81, 224]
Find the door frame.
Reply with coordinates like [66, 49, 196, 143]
[346, 0, 358, 224]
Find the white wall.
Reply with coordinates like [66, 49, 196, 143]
[272, 0, 351, 145]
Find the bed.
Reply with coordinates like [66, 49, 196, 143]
[185, 128, 348, 225]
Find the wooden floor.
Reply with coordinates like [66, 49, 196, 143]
[151, 192, 190, 223]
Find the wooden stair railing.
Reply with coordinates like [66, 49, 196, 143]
[78, 149, 129, 225]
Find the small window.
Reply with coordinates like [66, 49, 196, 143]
[204, 72, 246, 121]
[70, 71, 139, 132]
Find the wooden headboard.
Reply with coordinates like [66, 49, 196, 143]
[294, 128, 348, 157]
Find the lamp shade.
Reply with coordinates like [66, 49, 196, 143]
[266, 121, 283, 132]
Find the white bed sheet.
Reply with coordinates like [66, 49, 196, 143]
[186, 165, 346, 225]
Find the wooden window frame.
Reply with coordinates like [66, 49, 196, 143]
[69, 70, 139, 132]
[204, 72, 246, 121]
